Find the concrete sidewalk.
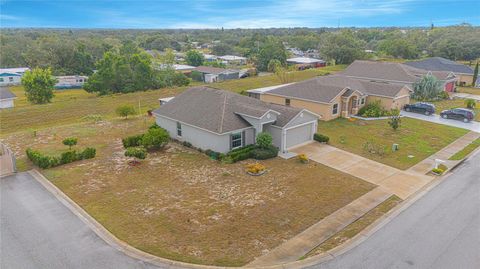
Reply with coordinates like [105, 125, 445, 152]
[408, 131, 480, 175]
[291, 143, 434, 200]
[247, 187, 393, 267]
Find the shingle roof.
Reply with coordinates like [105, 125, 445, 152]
[264, 75, 407, 102]
[341, 60, 453, 83]
[404, 57, 474, 75]
[153, 87, 303, 134]
[194, 66, 238, 75]
[0, 87, 16, 100]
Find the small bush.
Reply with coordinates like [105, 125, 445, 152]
[314, 133, 329, 143]
[60, 150, 78, 164]
[122, 134, 144, 148]
[246, 163, 266, 174]
[225, 145, 256, 162]
[251, 145, 278, 160]
[182, 141, 193, 148]
[256, 132, 273, 148]
[358, 101, 388, 118]
[116, 105, 136, 119]
[149, 123, 161, 130]
[141, 127, 170, 151]
[125, 147, 147, 160]
[80, 147, 96, 159]
[62, 137, 78, 149]
[432, 168, 443, 175]
[205, 149, 221, 160]
[437, 91, 450, 100]
[465, 98, 476, 109]
[298, 153, 309, 163]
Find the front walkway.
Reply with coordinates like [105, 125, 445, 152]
[400, 111, 480, 132]
[408, 131, 480, 174]
[291, 143, 434, 200]
[247, 187, 393, 267]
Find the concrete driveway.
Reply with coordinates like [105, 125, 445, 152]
[291, 143, 434, 199]
[401, 110, 480, 132]
[0, 172, 161, 269]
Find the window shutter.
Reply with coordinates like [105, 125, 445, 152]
[242, 131, 246, 146]
[229, 134, 232, 150]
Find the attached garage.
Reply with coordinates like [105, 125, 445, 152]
[285, 123, 314, 149]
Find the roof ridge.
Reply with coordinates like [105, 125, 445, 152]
[218, 93, 228, 133]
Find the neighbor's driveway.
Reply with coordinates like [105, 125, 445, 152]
[0, 172, 161, 269]
[291, 143, 433, 199]
[401, 111, 480, 132]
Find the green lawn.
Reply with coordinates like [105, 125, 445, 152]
[449, 138, 480, 160]
[317, 118, 469, 170]
[0, 65, 345, 135]
[457, 86, 480, 96]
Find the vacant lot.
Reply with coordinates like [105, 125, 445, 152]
[1, 116, 373, 266]
[317, 118, 468, 170]
[0, 66, 344, 135]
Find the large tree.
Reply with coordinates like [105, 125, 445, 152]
[256, 38, 287, 71]
[319, 30, 366, 64]
[21, 67, 57, 104]
[185, 50, 204, 66]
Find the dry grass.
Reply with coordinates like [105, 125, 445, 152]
[457, 87, 480, 96]
[304, 195, 402, 258]
[1, 116, 374, 266]
[317, 118, 468, 170]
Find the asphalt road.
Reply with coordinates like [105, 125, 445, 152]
[0, 172, 163, 269]
[309, 151, 480, 269]
[1, 152, 479, 269]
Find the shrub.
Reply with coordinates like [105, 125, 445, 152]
[251, 145, 278, 160]
[388, 109, 401, 131]
[246, 163, 266, 174]
[437, 91, 449, 100]
[26, 148, 58, 169]
[432, 168, 443, 175]
[125, 147, 147, 160]
[141, 127, 170, 150]
[224, 145, 255, 162]
[205, 149, 221, 160]
[465, 98, 476, 109]
[256, 132, 273, 148]
[298, 153, 309, 163]
[122, 134, 144, 148]
[149, 123, 161, 130]
[116, 105, 136, 119]
[60, 150, 78, 164]
[80, 147, 96, 159]
[182, 141, 192, 148]
[62, 137, 78, 149]
[314, 133, 329, 143]
[358, 101, 388, 118]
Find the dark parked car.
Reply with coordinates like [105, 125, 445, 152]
[404, 102, 436, 115]
[440, 108, 475, 123]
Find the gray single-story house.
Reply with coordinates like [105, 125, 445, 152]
[153, 87, 319, 154]
[193, 66, 240, 83]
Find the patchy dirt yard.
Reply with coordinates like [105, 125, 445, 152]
[1, 117, 374, 266]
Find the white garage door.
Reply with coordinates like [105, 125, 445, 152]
[285, 123, 314, 149]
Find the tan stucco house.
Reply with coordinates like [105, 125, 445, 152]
[405, 57, 475, 86]
[247, 75, 412, 121]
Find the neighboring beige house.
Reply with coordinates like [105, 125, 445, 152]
[55, 75, 88, 89]
[248, 75, 411, 121]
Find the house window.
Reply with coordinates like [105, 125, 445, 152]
[8, 77, 13, 82]
[332, 103, 338, 114]
[176, 122, 182, 137]
[231, 132, 243, 149]
[285, 98, 291, 106]
[361, 98, 365, 105]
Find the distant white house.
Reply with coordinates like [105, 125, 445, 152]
[55, 75, 88, 89]
[0, 67, 30, 86]
[0, 87, 17, 109]
[203, 54, 218, 62]
[218, 55, 247, 65]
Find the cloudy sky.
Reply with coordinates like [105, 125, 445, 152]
[1, 0, 479, 28]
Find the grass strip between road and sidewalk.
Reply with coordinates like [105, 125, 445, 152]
[301, 195, 402, 260]
[449, 138, 480, 161]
